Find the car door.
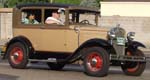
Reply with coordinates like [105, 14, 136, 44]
[41, 8, 79, 53]
[65, 25, 79, 53]
[40, 25, 66, 52]
[39, 8, 66, 52]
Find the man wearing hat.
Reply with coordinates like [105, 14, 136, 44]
[45, 9, 64, 25]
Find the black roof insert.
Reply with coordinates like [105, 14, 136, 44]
[16, 3, 76, 9]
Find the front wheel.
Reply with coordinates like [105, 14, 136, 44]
[121, 49, 146, 76]
[7, 42, 28, 69]
[83, 47, 109, 77]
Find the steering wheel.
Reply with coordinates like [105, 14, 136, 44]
[80, 20, 90, 24]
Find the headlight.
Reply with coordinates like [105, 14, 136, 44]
[127, 32, 135, 41]
[108, 26, 126, 39]
[108, 31, 116, 39]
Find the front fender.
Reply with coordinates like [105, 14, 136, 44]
[79, 38, 112, 50]
[67, 38, 112, 63]
[128, 41, 146, 49]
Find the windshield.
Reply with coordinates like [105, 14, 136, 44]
[69, 10, 99, 26]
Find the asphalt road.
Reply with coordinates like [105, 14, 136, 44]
[0, 53, 150, 80]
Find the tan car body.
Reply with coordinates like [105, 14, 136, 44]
[12, 6, 108, 54]
[13, 26, 108, 53]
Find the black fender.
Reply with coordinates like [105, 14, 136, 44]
[80, 38, 111, 48]
[127, 41, 146, 49]
[67, 38, 112, 63]
[3, 36, 34, 59]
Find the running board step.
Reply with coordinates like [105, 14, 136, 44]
[29, 58, 57, 63]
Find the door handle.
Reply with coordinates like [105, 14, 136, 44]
[40, 26, 45, 29]
[74, 27, 80, 33]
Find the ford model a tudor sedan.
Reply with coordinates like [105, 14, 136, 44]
[2, 3, 146, 77]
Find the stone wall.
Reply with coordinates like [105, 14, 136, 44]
[100, 2, 150, 49]
[0, 8, 13, 45]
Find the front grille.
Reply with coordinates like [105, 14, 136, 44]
[111, 27, 126, 55]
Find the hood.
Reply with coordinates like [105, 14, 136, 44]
[80, 26, 109, 32]
[69, 25, 109, 42]
[69, 25, 109, 32]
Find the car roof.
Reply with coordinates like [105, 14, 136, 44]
[16, 3, 100, 13]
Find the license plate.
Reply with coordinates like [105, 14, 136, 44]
[117, 37, 125, 45]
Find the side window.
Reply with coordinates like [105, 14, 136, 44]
[69, 12, 79, 24]
[21, 9, 42, 24]
[79, 13, 96, 25]
[69, 10, 97, 25]
[44, 8, 65, 25]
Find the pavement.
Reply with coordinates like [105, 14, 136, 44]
[0, 52, 149, 80]
[0, 61, 149, 80]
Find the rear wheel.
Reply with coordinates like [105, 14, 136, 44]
[7, 42, 28, 69]
[47, 62, 65, 70]
[121, 49, 146, 76]
[83, 47, 109, 77]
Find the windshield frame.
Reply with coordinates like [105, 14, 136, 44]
[67, 9, 100, 26]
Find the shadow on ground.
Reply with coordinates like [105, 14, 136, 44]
[0, 74, 18, 80]
[27, 61, 150, 75]
[27, 63, 124, 74]
[0, 58, 150, 77]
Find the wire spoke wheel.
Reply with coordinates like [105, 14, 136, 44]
[83, 47, 109, 77]
[10, 47, 24, 64]
[87, 52, 103, 72]
[7, 42, 28, 69]
[121, 49, 146, 76]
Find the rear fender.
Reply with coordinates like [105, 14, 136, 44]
[3, 36, 34, 59]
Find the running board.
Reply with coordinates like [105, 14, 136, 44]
[145, 57, 150, 62]
[110, 55, 146, 62]
[29, 58, 57, 63]
[29, 56, 150, 63]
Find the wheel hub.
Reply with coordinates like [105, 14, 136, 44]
[91, 58, 98, 66]
[87, 52, 103, 71]
[10, 47, 23, 64]
[13, 52, 19, 59]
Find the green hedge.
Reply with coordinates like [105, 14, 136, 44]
[6, 0, 81, 7]
[54, 0, 81, 5]
[5, 0, 101, 8]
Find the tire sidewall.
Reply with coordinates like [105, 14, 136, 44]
[7, 42, 28, 69]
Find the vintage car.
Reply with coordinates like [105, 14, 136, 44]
[2, 3, 146, 77]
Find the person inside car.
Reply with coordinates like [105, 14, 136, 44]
[45, 10, 64, 25]
[22, 13, 39, 24]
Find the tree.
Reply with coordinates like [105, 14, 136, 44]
[80, 0, 102, 9]
[5, 0, 81, 7]
[54, 0, 81, 5]
[6, 0, 49, 7]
